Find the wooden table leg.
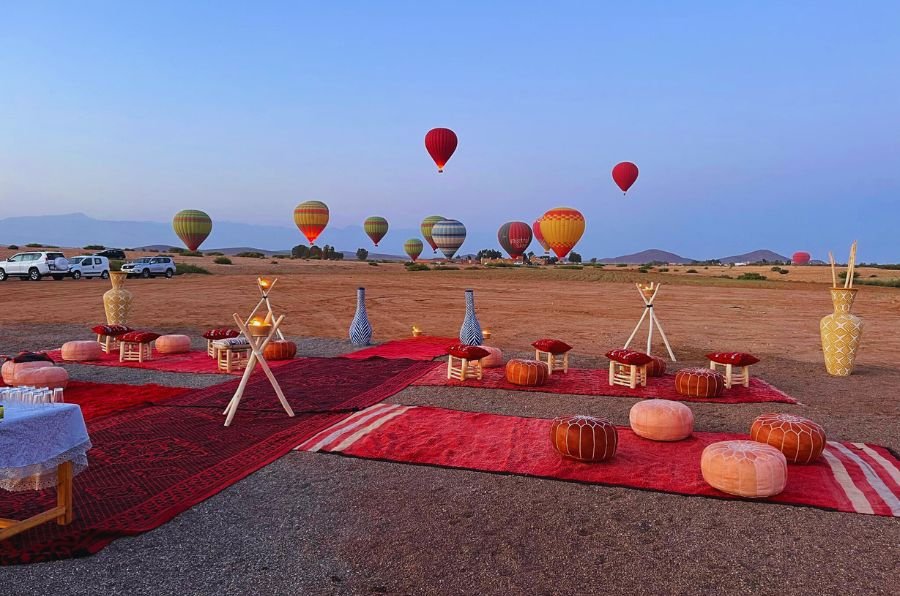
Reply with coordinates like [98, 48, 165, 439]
[57, 460, 73, 525]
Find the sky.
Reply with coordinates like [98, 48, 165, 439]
[1, 1, 898, 261]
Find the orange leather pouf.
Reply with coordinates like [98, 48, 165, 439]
[264, 340, 297, 361]
[61, 340, 103, 362]
[645, 355, 667, 377]
[155, 335, 192, 354]
[674, 367, 725, 398]
[750, 413, 827, 464]
[15, 366, 69, 389]
[629, 399, 694, 441]
[505, 359, 548, 386]
[701, 440, 787, 498]
[550, 415, 618, 462]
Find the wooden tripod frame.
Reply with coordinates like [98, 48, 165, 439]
[623, 282, 677, 361]
[245, 277, 286, 341]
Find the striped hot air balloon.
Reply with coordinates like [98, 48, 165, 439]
[364, 216, 389, 246]
[533, 218, 550, 255]
[424, 128, 458, 173]
[421, 215, 445, 253]
[293, 201, 329, 245]
[540, 207, 585, 259]
[404, 238, 424, 262]
[172, 209, 212, 252]
[498, 221, 533, 259]
[431, 219, 466, 259]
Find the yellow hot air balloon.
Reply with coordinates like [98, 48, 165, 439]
[293, 201, 329, 245]
[540, 207, 585, 259]
[172, 209, 212, 251]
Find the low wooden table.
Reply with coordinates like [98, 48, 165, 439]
[0, 461, 73, 540]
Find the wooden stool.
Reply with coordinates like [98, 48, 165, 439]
[447, 354, 483, 381]
[609, 360, 647, 389]
[97, 334, 121, 354]
[119, 340, 153, 362]
[709, 361, 751, 388]
[217, 344, 252, 373]
[207, 339, 218, 357]
[535, 349, 569, 374]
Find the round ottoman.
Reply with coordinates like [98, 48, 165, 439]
[155, 334, 192, 354]
[264, 340, 297, 361]
[645, 355, 667, 377]
[61, 340, 103, 362]
[675, 368, 725, 398]
[550, 415, 618, 462]
[505, 359, 548, 386]
[2, 361, 52, 386]
[15, 366, 69, 389]
[629, 399, 694, 441]
[750, 413, 826, 464]
[479, 346, 504, 368]
[701, 440, 787, 498]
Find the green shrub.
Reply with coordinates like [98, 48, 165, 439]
[405, 263, 430, 271]
[432, 265, 459, 270]
[176, 263, 210, 275]
[465, 266, 481, 270]
[637, 267, 650, 274]
[110, 260, 125, 271]
[736, 272, 767, 281]
[235, 251, 265, 258]
[214, 256, 233, 265]
[778, 269, 789, 274]
[181, 250, 203, 257]
[25, 243, 43, 247]
[83, 244, 105, 250]
[658, 268, 669, 272]
[855, 278, 900, 287]
[485, 262, 515, 268]
[557, 265, 583, 270]
[272, 254, 290, 259]
[770, 266, 782, 272]
[206, 251, 225, 256]
[716, 274, 733, 279]
[170, 247, 186, 253]
[616, 263, 627, 267]
[7, 245, 18, 249]
[686, 269, 698, 273]
[270, 260, 279, 264]
[368, 261, 379, 266]
[838, 271, 860, 280]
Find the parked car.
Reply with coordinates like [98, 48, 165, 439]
[67, 255, 110, 280]
[121, 256, 176, 278]
[94, 248, 126, 260]
[0, 251, 70, 281]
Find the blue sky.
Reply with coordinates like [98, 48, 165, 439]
[1, 1, 898, 261]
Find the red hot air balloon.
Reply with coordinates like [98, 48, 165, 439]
[425, 128, 458, 173]
[792, 251, 811, 265]
[533, 219, 550, 255]
[612, 162, 639, 194]
[497, 221, 533, 260]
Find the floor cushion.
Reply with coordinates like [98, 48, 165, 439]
[120, 331, 161, 344]
[706, 352, 760, 367]
[606, 349, 653, 366]
[2, 361, 52, 386]
[531, 339, 572, 354]
[629, 399, 694, 441]
[505, 359, 549, 386]
[750, 413, 827, 464]
[645, 355, 667, 377]
[701, 440, 787, 498]
[15, 366, 69, 389]
[479, 346, 504, 368]
[264, 340, 297, 361]
[155, 335, 192, 354]
[447, 344, 490, 361]
[550, 415, 618, 461]
[60, 340, 103, 362]
[675, 368, 725, 398]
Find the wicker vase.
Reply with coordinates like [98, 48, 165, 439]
[349, 287, 372, 346]
[820, 288, 863, 376]
[459, 289, 484, 346]
[103, 272, 134, 325]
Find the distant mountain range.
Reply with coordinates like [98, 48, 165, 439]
[596, 248, 789, 264]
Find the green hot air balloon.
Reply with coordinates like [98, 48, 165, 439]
[420, 215, 445, 253]
[172, 209, 212, 252]
[404, 238, 424, 262]
[364, 216, 389, 246]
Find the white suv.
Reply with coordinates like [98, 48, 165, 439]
[0, 251, 70, 281]
[121, 256, 176, 278]
[67, 255, 111, 280]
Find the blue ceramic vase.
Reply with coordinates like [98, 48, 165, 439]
[459, 289, 484, 346]
[349, 287, 373, 345]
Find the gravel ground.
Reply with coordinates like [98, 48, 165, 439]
[2, 325, 898, 594]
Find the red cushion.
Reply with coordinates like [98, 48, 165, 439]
[120, 331, 160, 343]
[11, 351, 55, 364]
[91, 324, 133, 337]
[707, 352, 760, 366]
[532, 339, 572, 354]
[203, 328, 240, 340]
[447, 344, 491, 360]
[606, 349, 653, 366]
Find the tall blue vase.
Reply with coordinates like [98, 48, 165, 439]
[459, 289, 484, 346]
[349, 287, 373, 345]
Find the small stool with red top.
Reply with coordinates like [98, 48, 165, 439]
[532, 339, 572, 374]
[203, 328, 241, 357]
[119, 331, 160, 363]
[606, 349, 653, 389]
[91, 324, 133, 354]
[707, 352, 760, 389]
[446, 344, 490, 381]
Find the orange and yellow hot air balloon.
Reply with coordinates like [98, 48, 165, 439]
[172, 209, 212, 251]
[293, 201, 329, 245]
[540, 207, 585, 259]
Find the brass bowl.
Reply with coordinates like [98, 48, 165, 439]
[248, 324, 273, 337]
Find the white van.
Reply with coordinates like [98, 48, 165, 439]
[67, 255, 111, 280]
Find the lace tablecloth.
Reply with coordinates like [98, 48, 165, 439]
[0, 402, 91, 491]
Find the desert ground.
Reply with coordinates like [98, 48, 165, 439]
[1, 251, 898, 594]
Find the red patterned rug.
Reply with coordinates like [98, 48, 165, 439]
[342, 336, 457, 361]
[46, 349, 298, 375]
[300, 405, 900, 517]
[412, 363, 797, 404]
[63, 381, 188, 421]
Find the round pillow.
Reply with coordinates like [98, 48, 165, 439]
[701, 440, 787, 498]
[2, 361, 52, 386]
[505, 359, 549, 386]
[61, 340, 103, 362]
[15, 366, 69, 390]
[674, 368, 725, 398]
[606, 348, 653, 366]
[629, 400, 694, 441]
[550, 415, 618, 462]
[706, 352, 760, 367]
[750, 413, 826, 464]
[264, 340, 297, 361]
[532, 338, 572, 354]
[155, 335, 192, 354]
[479, 346, 504, 368]
[645, 355, 667, 377]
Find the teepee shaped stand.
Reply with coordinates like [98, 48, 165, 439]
[623, 282, 677, 361]
[245, 277, 286, 341]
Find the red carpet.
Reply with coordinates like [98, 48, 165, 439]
[300, 406, 900, 517]
[63, 381, 188, 421]
[412, 363, 797, 404]
[0, 358, 432, 565]
[47, 349, 298, 375]
[342, 336, 457, 361]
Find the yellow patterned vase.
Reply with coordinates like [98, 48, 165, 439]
[820, 288, 863, 376]
[103, 271, 134, 325]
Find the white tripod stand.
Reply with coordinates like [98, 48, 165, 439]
[623, 282, 677, 361]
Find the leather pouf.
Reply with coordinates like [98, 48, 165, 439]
[674, 368, 725, 398]
[505, 359, 548, 386]
[2, 361, 51, 386]
[155, 335, 192, 354]
[15, 366, 69, 389]
[264, 340, 297, 361]
[550, 415, 618, 462]
[750, 413, 827, 464]
[479, 346, 504, 368]
[645, 355, 667, 377]
[60, 340, 103, 362]
[629, 399, 694, 441]
[701, 440, 787, 498]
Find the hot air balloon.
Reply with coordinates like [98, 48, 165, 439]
[792, 251, 811, 265]
[404, 238, 424, 262]
[497, 221, 533, 260]
[293, 201, 329, 245]
[540, 207, 585, 259]
[172, 209, 212, 252]
[533, 219, 550, 255]
[421, 215, 445, 253]
[425, 128, 458, 173]
[431, 219, 466, 259]
[612, 162, 639, 194]
[364, 216, 389, 247]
